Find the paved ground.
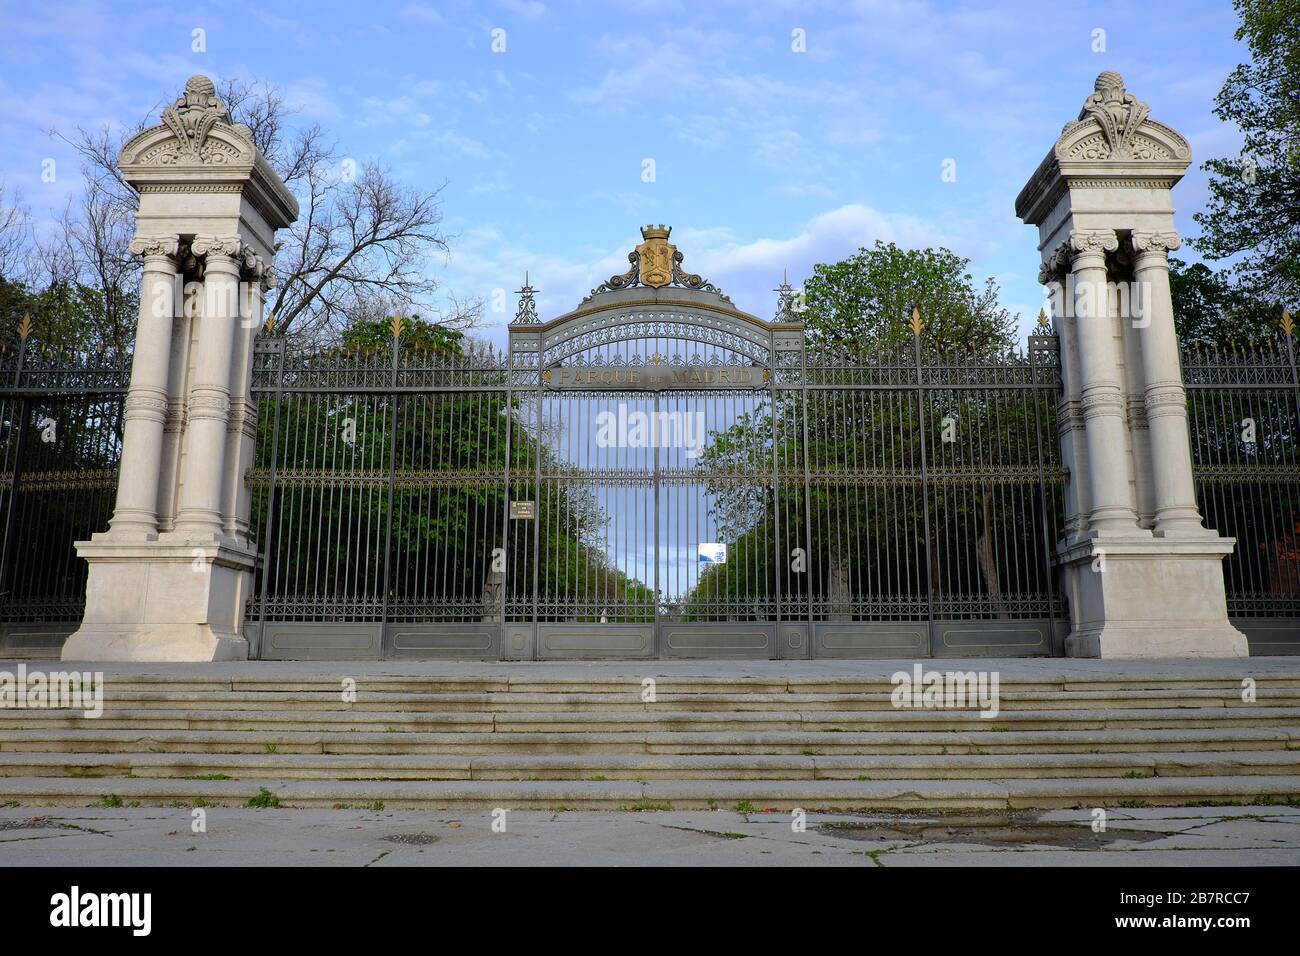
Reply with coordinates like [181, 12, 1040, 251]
[2, 806, 1298, 866]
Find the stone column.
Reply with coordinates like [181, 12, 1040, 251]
[1131, 230, 1209, 536]
[107, 237, 179, 538]
[222, 255, 271, 542]
[1068, 229, 1140, 534]
[172, 236, 242, 539]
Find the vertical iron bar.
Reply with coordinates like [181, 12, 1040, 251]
[378, 334, 400, 653]
[1030, 338, 1059, 652]
[255, 337, 286, 650]
[914, 329, 934, 654]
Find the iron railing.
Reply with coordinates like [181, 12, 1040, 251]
[247, 328, 1067, 657]
[1184, 332, 1300, 648]
[0, 335, 128, 652]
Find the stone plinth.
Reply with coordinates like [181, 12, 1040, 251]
[61, 540, 255, 662]
[1058, 535, 1248, 658]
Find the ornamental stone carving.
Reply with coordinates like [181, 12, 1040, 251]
[129, 235, 181, 259]
[1079, 390, 1126, 420]
[139, 75, 256, 167]
[1073, 71, 1149, 158]
[191, 235, 246, 260]
[1068, 229, 1120, 257]
[1131, 231, 1182, 256]
[1145, 384, 1190, 418]
[1056, 72, 1188, 163]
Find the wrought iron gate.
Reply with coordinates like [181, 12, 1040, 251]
[247, 260, 1067, 659]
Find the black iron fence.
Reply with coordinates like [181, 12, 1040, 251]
[2, 322, 1296, 660]
[1184, 331, 1300, 652]
[246, 329, 1067, 659]
[0, 334, 128, 656]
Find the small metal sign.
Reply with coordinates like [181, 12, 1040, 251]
[510, 500, 535, 519]
[698, 543, 727, 564]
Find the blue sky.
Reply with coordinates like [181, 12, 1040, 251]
[0, 0, 1249, 347]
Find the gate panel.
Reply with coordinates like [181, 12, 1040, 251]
[804, 347, 932, 656]
[659, 386, 777, 658]
[384, 384, 507, 659]
[532, 390, 656, 658]
[1185, 336, 1300, 653]
[0, 383, 125, 655]
[250, 385, 391, 659]
[244, 298, 1069, 660]
[923, 344, 1061, 657]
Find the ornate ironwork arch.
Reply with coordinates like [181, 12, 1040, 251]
[535, 307, 777, 365]
[508, 225, 803, 369]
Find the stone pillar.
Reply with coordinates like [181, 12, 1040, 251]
[1131, 230, 1210, 536]
[63, 75, 297, 662]
[172, 236, 241, 539]
[1068, 229, 1141, 534]
[108, 237, 179, 538]
[1016, 71, 1246, 658]
[223, 257, 270, 543]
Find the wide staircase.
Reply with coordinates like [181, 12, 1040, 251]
[2, 668, 1300, 810]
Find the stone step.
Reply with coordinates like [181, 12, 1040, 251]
[4, 706, 1298, 733]
[32, 673, 1300, 695]
[1, 774, 1298, 810]
[1, 726, 1294, 755]
[2, 750, 1297, 781]
[81, 687, 1300, 712]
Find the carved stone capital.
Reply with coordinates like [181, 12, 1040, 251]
[191, 234, 246, 261]
[1131, 230, 1182, 258]
[129, 235, 181, 260]
[1038, 240, 1075, 286]
[1068, 229, 1119, 257]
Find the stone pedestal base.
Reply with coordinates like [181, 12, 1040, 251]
[62, 536, 255, 662]
[1059, 534, 1248, 659]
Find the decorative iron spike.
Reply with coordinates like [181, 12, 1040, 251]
[909, 306, 923, 337]
[515, 273, 539, 325]
[1283, 307, 1294, 339]
[390, 311, 404, 339]
[17, 313, 32, 340]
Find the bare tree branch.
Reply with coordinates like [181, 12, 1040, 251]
[38, 80, 464, 343]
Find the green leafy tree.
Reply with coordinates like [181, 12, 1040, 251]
[1193, 0, 1300, 303]
[802, 242, 1016, 357]
[685, 245, 1051, 622]
[1169, 257, 1280, 344]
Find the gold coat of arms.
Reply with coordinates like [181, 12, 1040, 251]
[636, 224, 676, 288]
